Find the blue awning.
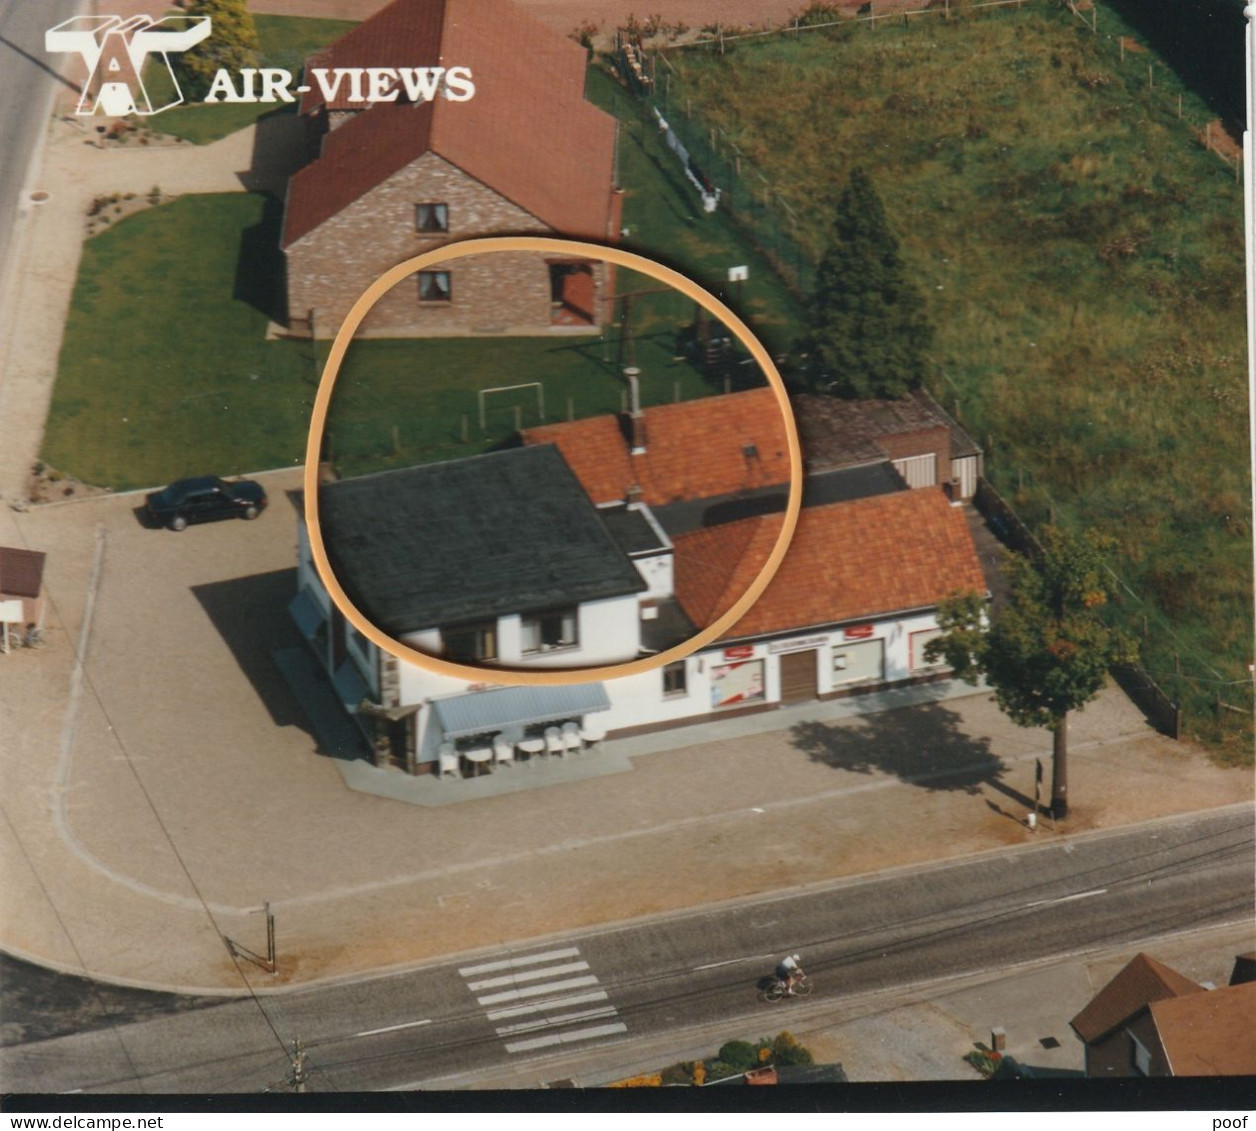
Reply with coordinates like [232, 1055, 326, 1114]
[432, 683, 610, 740]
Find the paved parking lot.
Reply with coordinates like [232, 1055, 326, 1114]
[1, 482, 1251, 994]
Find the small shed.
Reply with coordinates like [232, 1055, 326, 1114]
[0, 546, 46, 651]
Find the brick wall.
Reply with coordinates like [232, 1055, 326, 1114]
[286, 152, 608, 337]
[879, 424, 952, 486]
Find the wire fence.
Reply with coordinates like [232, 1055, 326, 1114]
[613, 0, 1243, 304]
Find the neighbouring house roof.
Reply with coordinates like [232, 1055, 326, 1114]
[672, 488, 986, 637]
[318, 446, 645, 634]
[793, 389, 976, 471]
[0, 547, 45, 599]
[521, 388, 793, 507]
[1069, 953, 1205, 1045]
[283, 0, 617, 247]
[1150, 981, 1256, 1076]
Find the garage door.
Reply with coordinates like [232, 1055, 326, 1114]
[778, 649, 819, 703]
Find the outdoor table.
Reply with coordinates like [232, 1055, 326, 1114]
[517, 737, 546, 761]
[464, 746, 493, 775]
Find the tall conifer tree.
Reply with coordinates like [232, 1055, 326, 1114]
[798, 167, 933, 399]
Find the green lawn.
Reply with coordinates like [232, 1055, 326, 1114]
[660, 1, 1251, 755]
[46, 194, 726, 489]
[144, 15, 357, 144]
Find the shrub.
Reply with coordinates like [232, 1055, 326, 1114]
[772, 1031, 814, 1067]
[718, 1040, 758, 1071]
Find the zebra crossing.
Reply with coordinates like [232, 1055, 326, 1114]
[459, 946, 627, 1054]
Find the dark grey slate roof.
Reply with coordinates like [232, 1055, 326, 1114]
[320, 446, 646, 634]
[599, 504, 668, 557]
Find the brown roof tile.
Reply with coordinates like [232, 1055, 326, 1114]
[672, 489, 986, 636]
[1151, 981, 1256, 1075]
[0, 547, 45, 600]
[521, 388, 792, 506]
[793, 390, 968, 470]
[1069, 953, 1205, 1045]
[283, 0, 617, 247]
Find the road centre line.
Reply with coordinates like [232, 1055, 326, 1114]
[355, 1019, 432, 1038]
[477, 975, 600, 1006]
[467, 960, 588, 990]
[459, 947, 580, 976]
[504, 1021, 628, 1054]
[495, 1006, 618, 1036]
[486, 990, 609, 1021]
[693, 953, 776, 971]
[1025, 887, 1108, 909]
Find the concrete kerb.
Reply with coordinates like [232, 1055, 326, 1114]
[15, 465, 308, 511]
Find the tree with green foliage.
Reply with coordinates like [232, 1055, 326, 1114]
[796, 166, 933, 399]
[174, 0, 259, 100]
[927, 528, 1135, 818]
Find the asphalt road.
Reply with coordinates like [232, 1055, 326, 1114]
[2, 805, 1251, 1094]
[0, 0, 81, 297]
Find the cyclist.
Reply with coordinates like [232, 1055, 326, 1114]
[776, 953, 804, 996]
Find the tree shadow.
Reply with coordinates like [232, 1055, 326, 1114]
[790, 701, 1004, 794]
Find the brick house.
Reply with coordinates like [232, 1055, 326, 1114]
[1069, 952, 1256, 1077]
[281, 0, 622, 338]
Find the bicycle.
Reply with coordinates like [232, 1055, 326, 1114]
[761, 974, 812, 1002]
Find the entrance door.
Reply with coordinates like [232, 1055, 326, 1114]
[778, 649, 819, 704]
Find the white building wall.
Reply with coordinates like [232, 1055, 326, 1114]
[633, 551, 674, 600]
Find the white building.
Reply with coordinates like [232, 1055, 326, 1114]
[291, 390, 989, 783]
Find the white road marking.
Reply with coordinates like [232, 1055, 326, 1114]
[459, 947, 580, 976]
[487, 990, 609, 1021]
[467, 960, 588, 990]
[1025, 887, 1108, 909]
[693, 953, 775, 971]
[354, 1019, 431, 1038]
[477, 975, 600, 1006]
[495, 1006, 619, 1036]
[504, 1021, 628, 1054]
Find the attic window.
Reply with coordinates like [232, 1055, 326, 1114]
[418, 271, 451, 302]
[415, 203, 448, 233]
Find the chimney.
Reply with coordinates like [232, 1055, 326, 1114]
[623, 366, 647, 454]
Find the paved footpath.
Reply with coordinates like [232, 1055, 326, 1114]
[0, 473, 1249, 996]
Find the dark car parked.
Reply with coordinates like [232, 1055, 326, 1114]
[145, 476, 267, 531]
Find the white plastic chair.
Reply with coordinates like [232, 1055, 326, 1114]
[561, 721, 583, 754]
[439, 742, 460, 780]
[493, 734, 515, 768]
[545, 725, 565, 757]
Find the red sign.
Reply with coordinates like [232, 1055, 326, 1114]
[844, 624, 874, 640]
[723, 645, 755, 660]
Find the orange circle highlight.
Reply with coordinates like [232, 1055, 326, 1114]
[304, 236, 803, 686]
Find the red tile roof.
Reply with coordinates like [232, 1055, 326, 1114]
[283, 0, 617, 247]
[0, 547, 45, 600]
[1070, 953, 1205, 1045]
[672, 489, 986, 636]
[521, 388, 792, 506]
[1151, 981, 1256, 1076]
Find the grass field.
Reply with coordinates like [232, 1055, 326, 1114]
[143, 15, 357, 144]
[660, 1, 1251, 756]
[45, 195, 729, 489]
